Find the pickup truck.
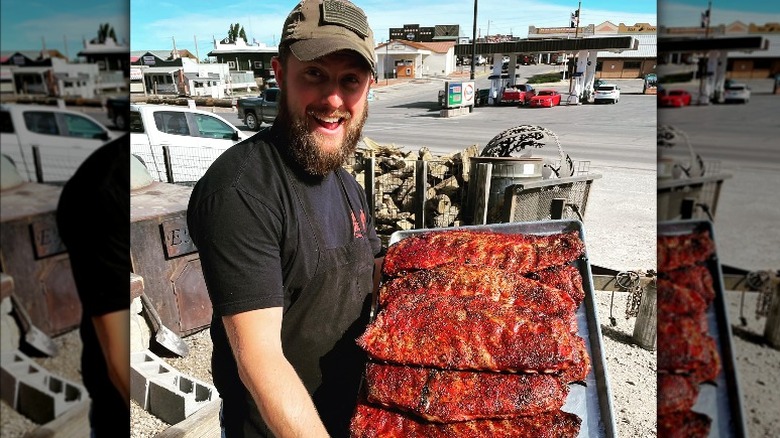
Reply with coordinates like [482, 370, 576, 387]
[235, 87, 280, 130]
[0, 103, 118, 182]
[129, 104, 249, 183]
[499, 84, 536, 105]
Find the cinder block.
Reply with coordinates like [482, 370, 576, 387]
[1, 350, 45, 408]
[0, 349, 85, 424]
[148, 373, 217, 424]
[131, 349, 218, 424]
[130, 350, 174, 410]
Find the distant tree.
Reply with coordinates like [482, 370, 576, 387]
[92, 23, 117, 44]
[228, 23, 248, 43]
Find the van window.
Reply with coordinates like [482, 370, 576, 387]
[153, 111, 190, 136]
[23, 111, 59, 135]
[193, 114, 235, 139]
[62, 113, 107, 139]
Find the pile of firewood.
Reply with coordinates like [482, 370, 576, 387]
[353, 137, 481, 237]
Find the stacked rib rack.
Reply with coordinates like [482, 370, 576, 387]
[350, 229, 591, 437]
[657, 230, 720, 437]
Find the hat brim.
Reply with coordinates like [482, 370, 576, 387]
[289, 37, 375, 73]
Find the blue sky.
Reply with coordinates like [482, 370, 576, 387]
[129, 0, 657, 55]
[1, 1, 129, 57]
[660, 0, 780, 27]
[2, 0, 778, 60]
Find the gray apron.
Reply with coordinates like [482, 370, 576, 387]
[278, 169, 375, 437]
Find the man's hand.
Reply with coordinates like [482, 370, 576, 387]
[224, 308, 330, 437]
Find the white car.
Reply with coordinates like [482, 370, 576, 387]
[130, 104, 249, 183]
[723, 83, 751, 103]
[0, 103, 118, 182]
[593, 84, 621, 104]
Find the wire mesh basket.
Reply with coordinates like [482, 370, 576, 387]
[657, 161, 731, 221]
[502, 171, 602, 223]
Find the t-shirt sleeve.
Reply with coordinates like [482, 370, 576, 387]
[188, 186, 285, 316]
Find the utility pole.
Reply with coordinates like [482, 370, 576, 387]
[194, 35, 200, 63]
[470, 0, 478, 80]
[698, 0, 712, 104]
[568, 1, 581, 99]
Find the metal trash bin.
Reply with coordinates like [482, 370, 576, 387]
[464, 157, 544, 224]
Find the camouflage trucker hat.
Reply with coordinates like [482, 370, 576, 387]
[280, 0, 376, 72]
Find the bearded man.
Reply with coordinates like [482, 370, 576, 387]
[187, 1, 383, 436]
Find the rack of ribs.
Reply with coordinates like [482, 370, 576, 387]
[383, 230, 584, 277]
[663, 264, 715, 304]
[657, 410, 712, 438]
[658, 316, 721, 382]
[378, 265, 577, 318]
[658, 374, 701, 415]
[526, 264, 586, 306]
[658, 230, 715, 272]
[657, 278, 708, 316]
[357, 293, 579, 372]
[364, 363, 570, 422]
[350, 402, 581, 438]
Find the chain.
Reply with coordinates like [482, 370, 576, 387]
[749, 270, 774, 319]
[617, 271, 643, 319]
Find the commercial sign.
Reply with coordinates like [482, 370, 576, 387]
[445, 81, 475, 108]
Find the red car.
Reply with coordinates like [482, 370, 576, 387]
[658, 89, 692, 107]
[529, 89, 562, 107]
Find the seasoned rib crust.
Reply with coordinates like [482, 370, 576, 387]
[383, 230, 585, 278]
[561, 334, 591, 383]
[364, 363, 569, 422]
[658, 374, 700, 415]
[658, 411, 712, 438]
[657, 278, 708, 316]
[663, 264, 715, 304]
[658, 317, 721, 381]
[357, 294, 578, 372]
[658, 230, 716, 272]
[349, 402, 581, 438]
[379, 265, 577, 318]
[527, 264, 586, 306]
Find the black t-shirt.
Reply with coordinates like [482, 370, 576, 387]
[56, 134, 130, 436]
[187, 128, 381, 437]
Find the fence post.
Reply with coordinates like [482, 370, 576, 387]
[414, 160, 427, 229]
[162, 146, 175, 184]
[764, 277, 780, 349]
[632, 278, 657, 351]
[32, 146, 44, 183]
[472, 163, 492, 225]
[364, 156, 376, 218]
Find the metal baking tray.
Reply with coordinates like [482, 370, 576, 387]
[382, 219, 617, 438]
[658, 219, 748, 438]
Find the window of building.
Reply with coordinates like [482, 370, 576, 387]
[624, 61, 641, 69]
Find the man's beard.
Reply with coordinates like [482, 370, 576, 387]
[275, 92, 368, 177]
